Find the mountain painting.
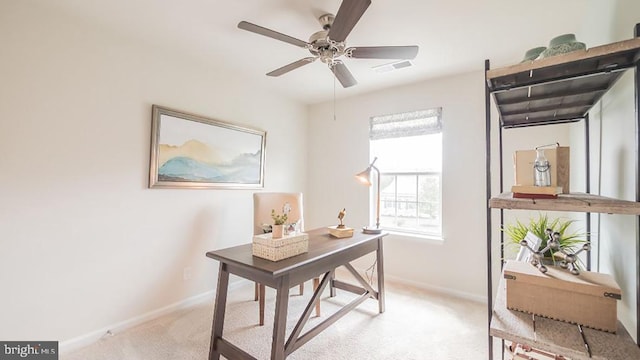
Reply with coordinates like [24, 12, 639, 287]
[149, 106, 265, 188]
[157, 140, 262, 183]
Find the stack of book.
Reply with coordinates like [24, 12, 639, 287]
[511, 185, 562, 199]
[327, 225, 354, 238]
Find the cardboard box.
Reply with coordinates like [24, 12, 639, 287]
[504, 260, 621, 332]
[514, 147, 570, 193]
[252, 232, 309, 261]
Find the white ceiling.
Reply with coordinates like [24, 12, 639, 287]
[45, 0, 616, 105]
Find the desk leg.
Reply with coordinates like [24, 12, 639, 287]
[329, 269, 336, 298]
[313, 277, 321, 317]
[259, 284, 266, 326]
[271, 275, 290, 360]
[209, 263, 230, 360]
[376, 237, 385, 313]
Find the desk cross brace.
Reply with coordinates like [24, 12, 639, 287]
[285, 262, 379, 356]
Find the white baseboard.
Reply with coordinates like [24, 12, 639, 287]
[383, 272, 488, 304]
[59, 279, 250, 353]
[60, 270, 486, 353]
[339, 266, 487, 304]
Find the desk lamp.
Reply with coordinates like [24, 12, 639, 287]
[355, 157, 382, 234]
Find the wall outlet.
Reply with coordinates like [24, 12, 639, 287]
[183, 267, 192, 281]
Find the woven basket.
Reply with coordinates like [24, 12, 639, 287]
[252, 233, 309, 261]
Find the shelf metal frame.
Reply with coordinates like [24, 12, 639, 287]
[485, 24, 640, 360]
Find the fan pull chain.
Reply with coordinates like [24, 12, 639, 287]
[333, 73, 337, 121]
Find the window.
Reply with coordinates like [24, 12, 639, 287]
[369, 108, 442, 238]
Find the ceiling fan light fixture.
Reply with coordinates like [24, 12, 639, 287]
[319, 49, 335, 63]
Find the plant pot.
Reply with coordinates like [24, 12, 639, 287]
[539, 257, 557, 266]
[272, 225, 284, 239]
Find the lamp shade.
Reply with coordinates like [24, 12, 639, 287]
[355, 168, 372, 185]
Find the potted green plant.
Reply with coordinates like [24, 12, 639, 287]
[271, 208, 288, 239]
[503, 213, 587, 266]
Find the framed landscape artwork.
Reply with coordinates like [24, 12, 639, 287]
[149, 105, 266, 189]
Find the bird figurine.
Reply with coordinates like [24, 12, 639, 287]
[337, 208, 346, 228]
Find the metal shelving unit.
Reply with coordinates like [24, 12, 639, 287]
[485, 26, 640, 359]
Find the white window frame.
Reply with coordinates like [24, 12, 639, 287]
[369, 108, 443, 238]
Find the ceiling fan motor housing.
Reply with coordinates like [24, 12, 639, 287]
[308, 29, 345, 64]
[308, 30, 330, 46]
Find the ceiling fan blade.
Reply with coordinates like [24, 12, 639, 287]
[238, 21, 309, 48]
[267, 57, 317, 77]
[347, 45, 419, 59]
[331, 61, 357, 88]
[328, 0, 371, 43]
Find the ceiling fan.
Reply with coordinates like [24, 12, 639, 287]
[238, 0, 419, 88]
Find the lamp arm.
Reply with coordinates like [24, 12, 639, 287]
[372, 164, 380, 229]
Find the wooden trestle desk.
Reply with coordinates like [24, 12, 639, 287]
[205, 227, 387, 360]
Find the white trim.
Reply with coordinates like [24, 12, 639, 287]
[60, 271, 486, 353]
[384, 273, 487, 304]
[59, 279, 250, 353]
[345, 267, 486, 305]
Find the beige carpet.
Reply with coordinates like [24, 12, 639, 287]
[62, 278, 491, 360]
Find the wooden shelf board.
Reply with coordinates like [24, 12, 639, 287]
[491, 276, 640, 360]
[487, 37, 640, 84]
[584, 324, 640, 360]
[489, 192, 640, 215]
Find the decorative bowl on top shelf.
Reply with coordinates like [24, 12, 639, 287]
[541, 33, 586, 58]
[521, 46, 547, 62]
[549, 33, 577, 47]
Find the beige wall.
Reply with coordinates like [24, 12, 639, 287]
[566, 0, 640, 342]
[594, 70, 638, 342]
[0, 1, 307, 346]
[580, 1, 640, 341]
[307, 72, 491, 300]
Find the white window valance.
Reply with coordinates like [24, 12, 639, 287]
[369, 108, 442, 140]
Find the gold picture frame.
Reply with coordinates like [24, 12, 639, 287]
[149, 105, 266, 189]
